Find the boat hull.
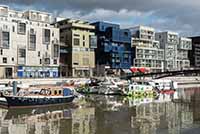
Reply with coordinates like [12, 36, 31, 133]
[4, 95, 75, 108]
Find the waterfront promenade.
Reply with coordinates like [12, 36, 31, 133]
[0, 76, 200, 88]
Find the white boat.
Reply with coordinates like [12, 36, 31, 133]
[123, 82, 156, 97]
[97, 77, 127, 95]
[149, 79, 178, 91]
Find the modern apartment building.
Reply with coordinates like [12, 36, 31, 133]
[177, 37, 192, 70]
[91, 22, 132, 76]
[189, 36, 200, 67]
[55, 19, 97, 77]
[0, 6, 60, 78]
[155, 31, 179, 71]
[130, 26, 164, 72]
[156, 32, 192, 71]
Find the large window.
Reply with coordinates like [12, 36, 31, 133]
[74, 38, 80, 46]
[18, 48, 26, 65]
[29, 34, 36, 50]
[53, 44, 59, 58]
[19, 49, 26, 58]
[90, 35, 97, 48]
[2, 31, 9, 48]
[17, 23, 26, 34]
[43, 29, 50, 43]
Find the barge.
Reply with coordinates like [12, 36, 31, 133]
[2, 82, 75, 108]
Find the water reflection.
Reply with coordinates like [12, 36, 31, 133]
[0, 88, 200, 134]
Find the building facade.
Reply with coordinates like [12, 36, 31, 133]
[189, 36, 200, 67]
[0, 6, 60, 78]
[155, 31, 179, 71]
[91, 22, 132, 76]
[130, 26, 164, 72]
[156, 32, 192, 71]
[55, 19, 97, 77]
[177, 37, 192, 70]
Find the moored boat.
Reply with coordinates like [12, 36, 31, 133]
[3, 86, 75, 108]
[149, 79, 178, 91]
[97, 77, 127, 95]
[123, 83, 157, 97]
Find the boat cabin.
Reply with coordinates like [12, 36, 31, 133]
[29, 86, 73, 96]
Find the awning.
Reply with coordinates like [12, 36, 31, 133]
[138, 67, 149, 73]
[130, 67, 138, 73]
[122, 69, 132, 74]
[130, 67, 150, 73]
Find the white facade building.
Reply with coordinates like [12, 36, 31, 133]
[156, 32, 191, 71]
[131, 26, 164, 72]
[0, 6, 60, 78]
[177, 37, 192, 70]
[155, 31, 179, 71]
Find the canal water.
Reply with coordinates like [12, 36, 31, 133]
[0, 87, 200, 134]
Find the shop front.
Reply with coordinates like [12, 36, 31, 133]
[17, 66, 59, 78]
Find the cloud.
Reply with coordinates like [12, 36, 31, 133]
[58, 8, 155, 28]
[1, 0, 200, 36]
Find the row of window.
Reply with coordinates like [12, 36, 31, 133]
[0, 47, 57, 64]
[73, 57, 90, 66]
[72, 47, 90, 52]
[1, 29, 55, 50]
[1, 31, 59, 58]
[73, 35, 97, 48]
[2, 16, 51, 26]
[1, 57, 14, 63]
[1, 57, 57, 65]
[40, 58, 57, 65]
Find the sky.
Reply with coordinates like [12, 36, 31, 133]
[1, 0, 200, 36]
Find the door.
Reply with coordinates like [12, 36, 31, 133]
[5, 68, 12, 78]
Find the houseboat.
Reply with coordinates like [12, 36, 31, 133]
[149, 79, 178, 91]
[123, 82, 157, 97]
[3, 85, 75, 108]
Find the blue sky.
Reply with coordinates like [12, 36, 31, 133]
[1, 0, 200, 36]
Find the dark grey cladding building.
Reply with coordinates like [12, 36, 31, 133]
[189, 36, 200, 67]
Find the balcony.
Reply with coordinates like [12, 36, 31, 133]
[178, 43, 192, 50]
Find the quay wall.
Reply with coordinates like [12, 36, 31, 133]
[0, 76, 200, 88]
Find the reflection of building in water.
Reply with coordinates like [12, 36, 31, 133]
[185, 87, 200, 123]
[131, 95, 194, 134]
[0, 105, 96, 134]
[72, 107, 95, 134]
[0, 108, 72, 134]
[0, 109, 9, 134]
[126, 93, 178, 107]
[177, 87, 200, 124]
